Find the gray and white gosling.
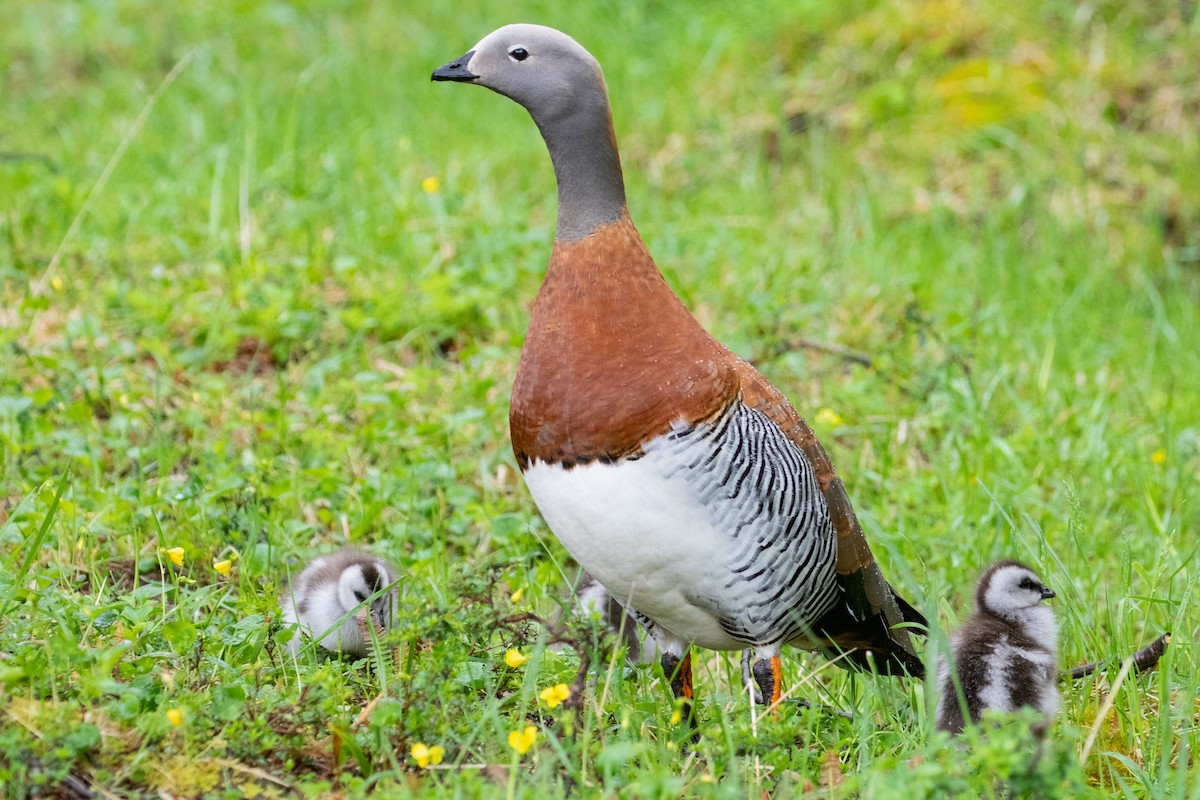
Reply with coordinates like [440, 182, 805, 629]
[555, 572, 660, 665]
[280, 549, 400, 657]
[936, 560, 1059, 734]
[580, 573, 663, 665]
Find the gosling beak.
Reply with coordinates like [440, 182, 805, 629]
[432, 51, 478, 83]
[1040, 586, 1056, 601]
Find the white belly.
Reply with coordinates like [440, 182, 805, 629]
[522, 404, 839, 652]
[524, 450, 745, 650]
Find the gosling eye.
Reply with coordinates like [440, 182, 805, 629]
[508, 46, 529, 62]
[354, 591, 368, 603]
[1019, 578, 1037, 592]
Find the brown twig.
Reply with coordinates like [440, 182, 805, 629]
[1066, 632, 1170, 681]
[354, 692, 385, 729]
[460, 570, 598, 714]
[767, 337, 873, 368]
[564, 648, 591, 712]
[500, 609, 591, 711]
[58, 773, 93, 799]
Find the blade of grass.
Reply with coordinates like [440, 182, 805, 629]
[33, 48, 197, 296]
[1079, 655, 1135, 766]
[0, 468, 71, 620]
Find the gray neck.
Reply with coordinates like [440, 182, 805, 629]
[530, 84, 627, 241]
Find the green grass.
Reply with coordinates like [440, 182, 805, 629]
[1, 0, 1197, 796]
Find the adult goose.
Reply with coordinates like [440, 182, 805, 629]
[433, 24, 926, 724]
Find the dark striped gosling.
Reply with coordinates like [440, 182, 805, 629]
[936, 561, 1059, 734]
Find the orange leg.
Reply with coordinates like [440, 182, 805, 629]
[661, 650, 697, 730]
[751, 655, 783, 711]
[770, 656, 782, 705]
[679, 651, 694, 702]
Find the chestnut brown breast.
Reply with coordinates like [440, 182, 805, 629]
[510, 215, 739, 469]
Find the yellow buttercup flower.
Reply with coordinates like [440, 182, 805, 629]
[539, 683, 571, 709]
[507, 725, 537, 755]
[815, 408, 843, 427]
[504, 649, 528, 669]
[161, 547, 185, 567]
[1152, 449, 1167, 465]
[422, 176, 440, 193]
[509, 587, 524, 603]
[166, 708, 184, 726]
[213, 559, 232, 576]
[411, 743, 445, 768]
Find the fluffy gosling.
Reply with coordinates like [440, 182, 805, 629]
[936, 560, 1059, 734]
[281, 549, 400, 657]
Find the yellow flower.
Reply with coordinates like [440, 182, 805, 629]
[161, 547, 185, 567]
[1152, 449, 1167, 465]
[814, 408, 843, 427]
[509, 587, 524, 603]
[213, 559, 232, 576]
[411, 743, 445, 769]
[539, 683, 571, 709]
[166, 708, 184, 727]
[422, 176, 440, 194]
[50, 276, 64, 291]
[504, 649, 528, 669]
[507, 725, 537, 755]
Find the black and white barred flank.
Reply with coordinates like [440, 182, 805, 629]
[654, 402, 840, 647]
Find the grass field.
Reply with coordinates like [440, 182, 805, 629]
[1, 0, 1198, 797]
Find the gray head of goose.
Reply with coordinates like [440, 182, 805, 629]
[433, 24, 628, 242]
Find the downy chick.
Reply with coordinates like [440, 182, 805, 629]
[281, 549, 400, 657]
[575, 572, 660, 665]
[550, 572, 661, 665]
[936, 560, 1059, 734]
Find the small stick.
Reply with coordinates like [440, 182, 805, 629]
[767, 338, 872, 368]
[215, 759, 295, 790]
[501, 610, 591, 710]
[565, 648, 591, 712]
[1065, 632, 1170, 681]
[354, 692, 385, 728]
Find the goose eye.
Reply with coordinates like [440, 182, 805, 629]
[354, 591, 367, 602]
[508, 47, 529, 62]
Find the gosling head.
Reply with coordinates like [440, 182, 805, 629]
[336, 560, 396, 631]
[977, 561, 1056, 624]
